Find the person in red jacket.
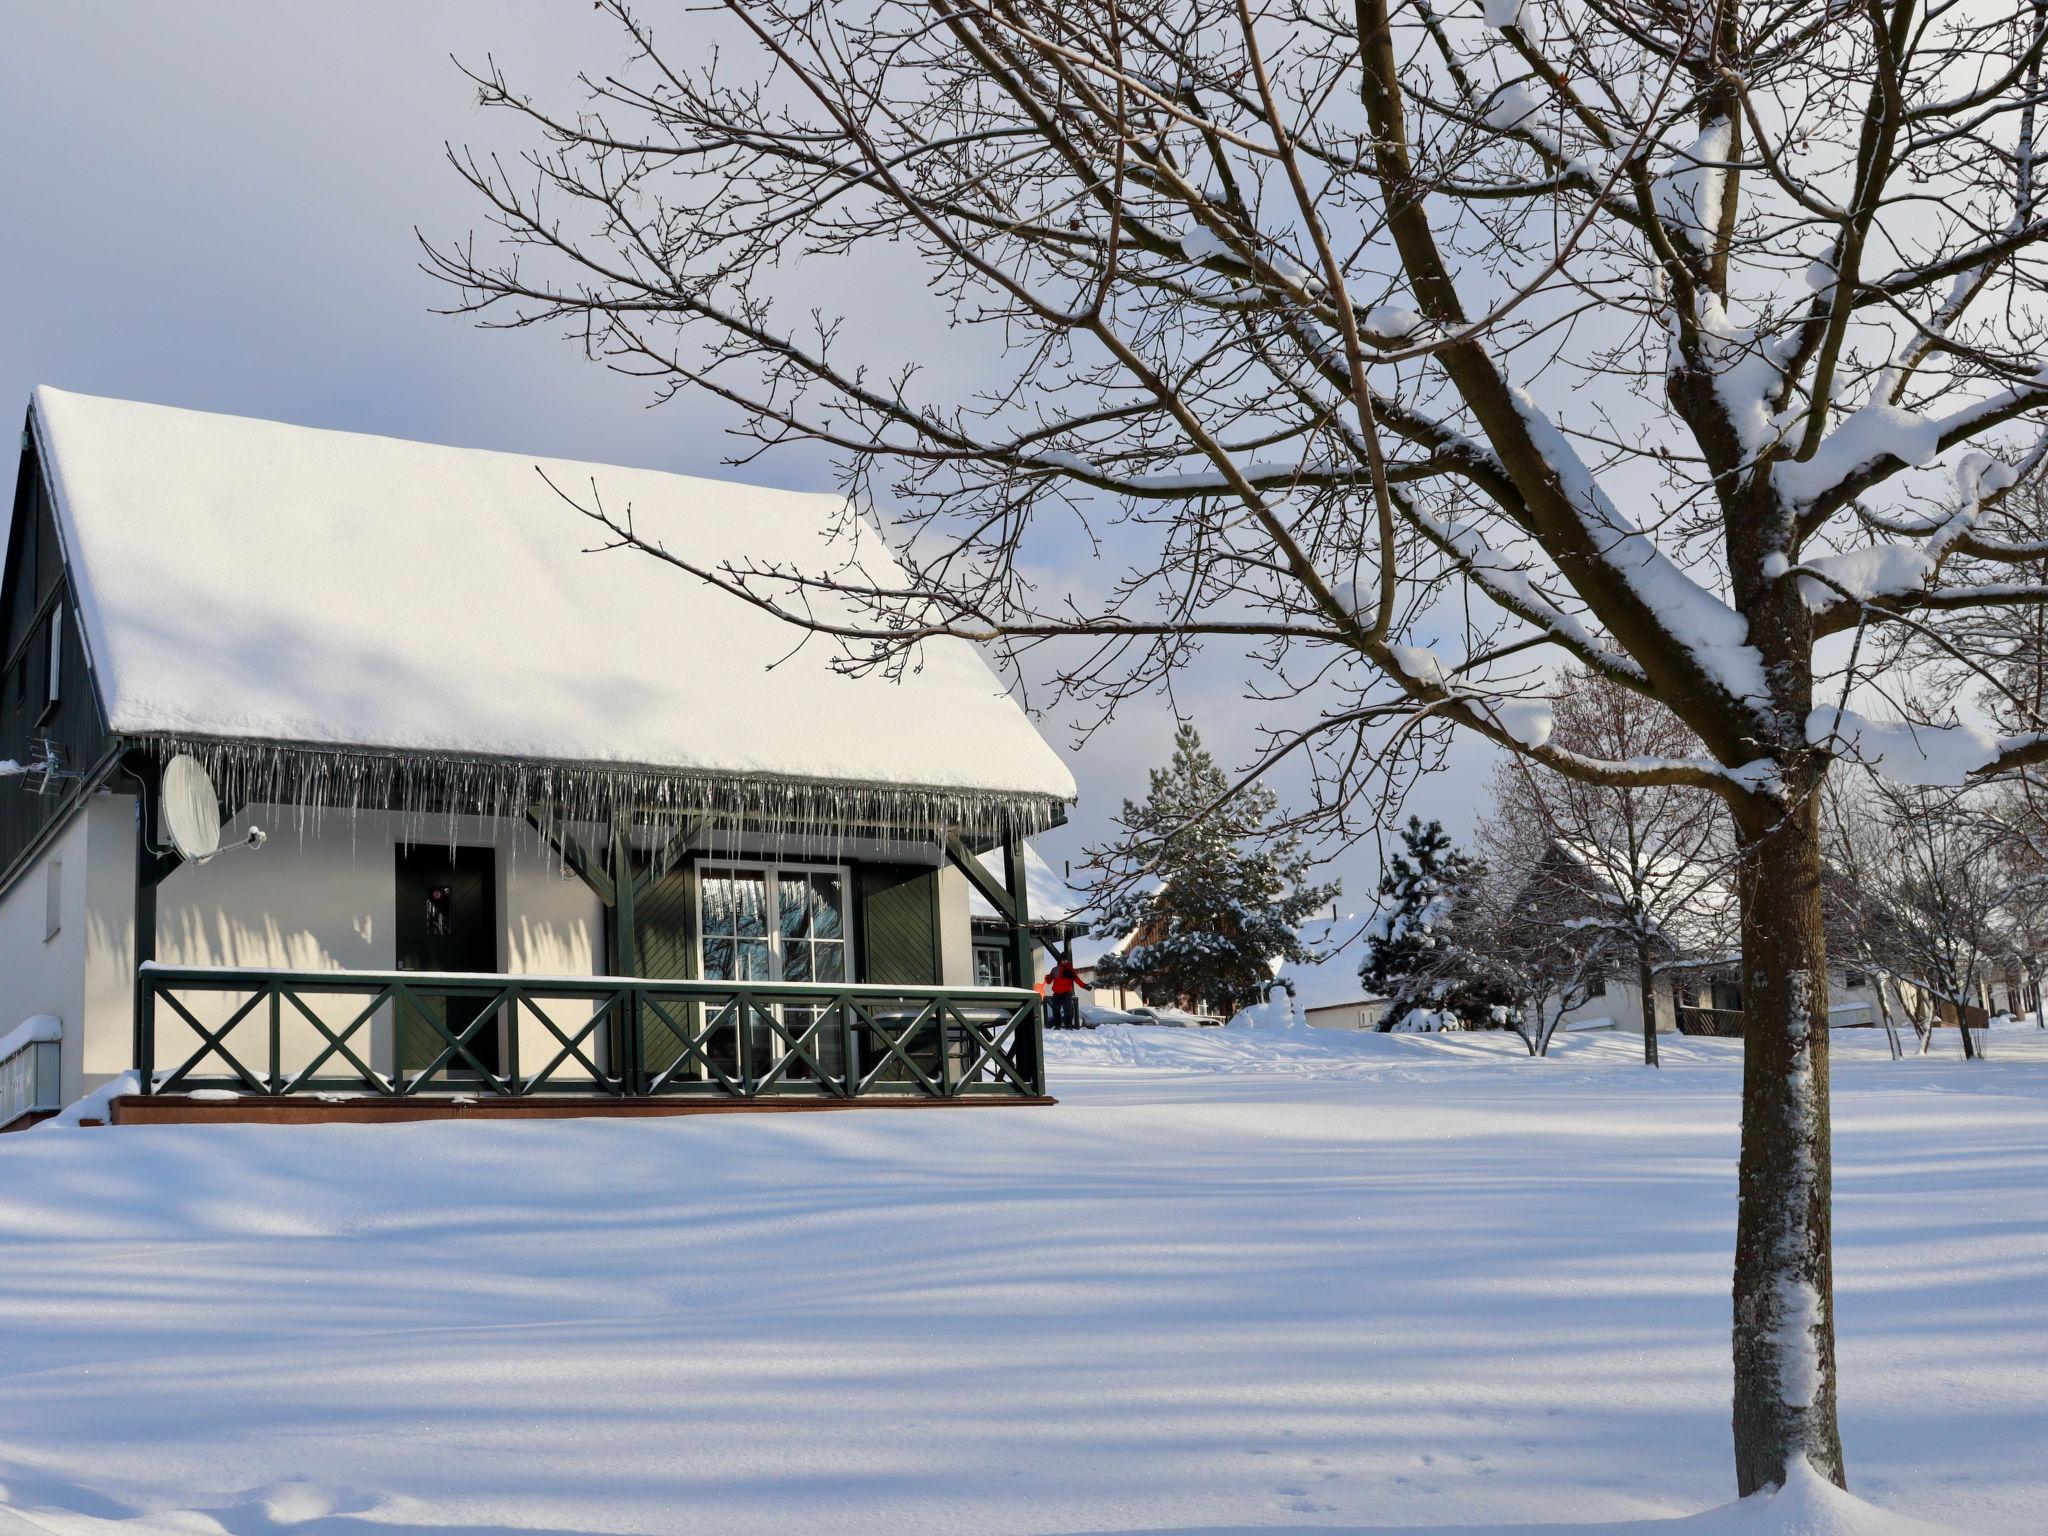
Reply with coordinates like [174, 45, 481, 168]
[1046, 942, 1084, 1029]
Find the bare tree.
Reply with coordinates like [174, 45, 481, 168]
[431, 0, 2048, 1493]
[1482, 667, 1731, 1065]
[1472, 803, 1622, 1053]
[1829, 773, 2011, 1058]
[1819, 773, 1913, 1058]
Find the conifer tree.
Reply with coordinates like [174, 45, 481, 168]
[1359, 818, 1505, 1030]
[1091, 724, 1336, 1015]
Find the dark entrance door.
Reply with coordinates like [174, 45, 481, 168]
[395, 844, 500, 1076]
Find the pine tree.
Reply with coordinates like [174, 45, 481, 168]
[1091, 724, 1337, 1015]
[1359, 818, 1506, 1030]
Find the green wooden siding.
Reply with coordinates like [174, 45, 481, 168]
[858, 863, 941, 985]
[633, 864, 698, 1074]
[634, 866, 698, 980]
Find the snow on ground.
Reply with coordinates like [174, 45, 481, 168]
[0, 1027, 2043, 1535]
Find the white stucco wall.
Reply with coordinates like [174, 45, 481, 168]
[935, 863, 975, 988]
[1553, 974, 1660, 1035]
[0, 812, 91, 1104]
[137, 805, 607, 1088]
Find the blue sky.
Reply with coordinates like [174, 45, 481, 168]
[0, 2, 1494, 927]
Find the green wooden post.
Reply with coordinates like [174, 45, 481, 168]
[611, 821, 640, 1089]
[1002, 830, 1033, 988]
[1001, 829, 1043, 1093]
[611, 821, 639, 975]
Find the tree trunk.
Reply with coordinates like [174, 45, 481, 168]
[1730, 795, 1846, 1494]
[1638, 944, 1660, 1067]
[1871, 969, 1901, 1061]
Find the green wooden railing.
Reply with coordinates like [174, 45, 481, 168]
[136, 965, 1046, 1101]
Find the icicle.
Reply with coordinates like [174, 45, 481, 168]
[134, 734, 1063, 871]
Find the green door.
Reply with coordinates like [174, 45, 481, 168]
[395, 844, 500, 1075]
[856, 863, 942, 1084]
[858, 863, 940, 984]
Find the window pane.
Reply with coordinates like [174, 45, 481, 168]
[733, 874, 768, 939]
[703, 937, 735, 981]
[738, 939, 771, 981]
[779, 876, 810, 940]
[782, 941, 813, 983]
[815, 942, 845, 983]
[702, 871, 735, 937]
[810, 875, 844, 940]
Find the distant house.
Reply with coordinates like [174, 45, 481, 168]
[1524, 837, 1996, 1038]
[1, 388, 1076, 1126]
[1270, 917, 1387, 1030]
[1301, 995, 1392, 1032]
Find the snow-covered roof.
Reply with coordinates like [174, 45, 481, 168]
[28, 388, 1075, 831]
[969, 843, 1085, 925]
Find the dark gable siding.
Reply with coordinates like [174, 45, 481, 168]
[857, 863, 942, 985]
[0, 435, 113, 890]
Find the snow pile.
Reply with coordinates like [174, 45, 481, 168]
[1792, 545, 1935, 611]
[1227, 988, 1301, 1028]
[1774, 403, 1943, 508]
[1492, 696, 1556, 748]
[1656, 119, 1734, 245]
[1506, 388, 1767, 709]
[1487, 82, 1545, 131]
[0, 1017, 60, 1061]
[1482, 0, 1528, 27]
[1652, 1461, 1961, 1536]
[36, 1071, 139, 1128]
[1365, 303, 1427, 341]
[1806, 707, 2001, 786]
[1178, 224, 1230, 263]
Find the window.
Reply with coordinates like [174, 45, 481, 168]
[698, 862, 848, 984]
[1844, 970, 1868, 991]
[974, 942, 1015, 989]
[42, 609, 60, 719]
[44, 860, 61, 942]
[698, 862, 851, 1082]
[10, 608, 59, 722]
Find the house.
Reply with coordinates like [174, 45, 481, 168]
[0, 388, 1076, 1126]
[1301, 995, 1393, 1031]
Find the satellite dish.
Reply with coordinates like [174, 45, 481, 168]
[161, 755, 223, 861]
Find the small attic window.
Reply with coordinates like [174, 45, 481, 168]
[39, 609, 61, 721]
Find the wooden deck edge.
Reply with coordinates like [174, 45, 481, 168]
[107, 1093, 1057, 1126]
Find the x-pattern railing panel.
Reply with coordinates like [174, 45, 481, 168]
[137, 967, 1044, 1100]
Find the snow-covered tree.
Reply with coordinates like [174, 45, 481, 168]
[1358, 817, 1508, 1029]
[437, 0, 2048, 1492]
[1090, 723, 1336, 1014]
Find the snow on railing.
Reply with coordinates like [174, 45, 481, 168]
[0, 1017, 62, 1128]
